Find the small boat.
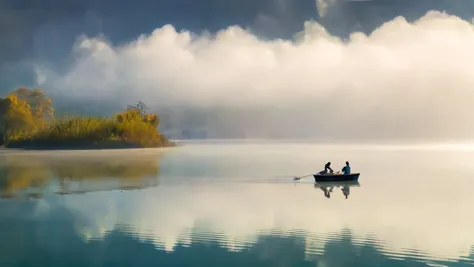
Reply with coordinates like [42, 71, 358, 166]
[313, 173, 360, 183]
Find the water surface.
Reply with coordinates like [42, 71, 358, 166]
[0, 142, 473, 266]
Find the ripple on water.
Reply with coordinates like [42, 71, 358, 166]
[2, 144, 474, 267]
[128, 226, 474, 266]
[74, 213, 474, 266]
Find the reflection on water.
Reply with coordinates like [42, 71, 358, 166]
[314, 181, 360, 199]
[0, 143, 474, 267]
[0, 149, 165, 198]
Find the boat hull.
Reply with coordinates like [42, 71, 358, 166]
[313, 173, 360, 182]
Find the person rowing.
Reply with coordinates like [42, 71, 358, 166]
[319, 162, 334, 175]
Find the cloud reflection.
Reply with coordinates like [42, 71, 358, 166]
[57, 179, 474, 264]
[2, 145, 474, 266]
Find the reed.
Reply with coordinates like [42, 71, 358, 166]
[6, 114, 173, 149]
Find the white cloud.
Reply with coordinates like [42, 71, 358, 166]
[38, 11, 474, 139]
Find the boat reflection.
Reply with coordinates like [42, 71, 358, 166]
[314, 180, 361, 199]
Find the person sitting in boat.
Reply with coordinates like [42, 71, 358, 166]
[319, 162, 334, 174]
[341, 161, 351, 175]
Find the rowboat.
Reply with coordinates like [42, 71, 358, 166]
[313, 173, 360, 183]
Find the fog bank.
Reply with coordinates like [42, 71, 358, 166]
[36, 11, 474, 140]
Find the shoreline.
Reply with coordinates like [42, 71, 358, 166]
[1, 140, 177, 151]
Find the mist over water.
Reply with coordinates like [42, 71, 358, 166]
[2, 1, 474, 265]
[1, 142, 474, 266]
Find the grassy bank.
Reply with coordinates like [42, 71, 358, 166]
[1, 88, 174, 150]
[5, 116, 175, 150]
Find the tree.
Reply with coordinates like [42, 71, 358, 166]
[117, 101, 160, 128]
[10, 87, 54, 120]
[127, 101, 148, 117]
[0, 95, 37, 142]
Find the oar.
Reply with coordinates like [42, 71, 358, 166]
[293, 174, 314, 181]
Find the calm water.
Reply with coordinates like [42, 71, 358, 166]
[0, 141, 473, 267]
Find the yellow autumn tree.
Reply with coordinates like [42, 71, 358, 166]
[1, 95, 173, 149]
[0, 95, 37, 142]
[117, 101, 160, 128]
[10, 87, 54, 120]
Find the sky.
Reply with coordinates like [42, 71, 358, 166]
[1, 0, 474, 140]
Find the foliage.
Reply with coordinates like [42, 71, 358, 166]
[0, 88, 173, 149]
[10, 87, 54, 120]
[127, 100, 148, 116]
[116, 107, 160, 128]
[0, 95, 37, 142]
[6, 112, 173, 149]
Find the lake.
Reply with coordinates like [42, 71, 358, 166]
[0, 141, 473, 267]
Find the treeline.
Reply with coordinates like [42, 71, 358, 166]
[0, 87, 173, 149]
